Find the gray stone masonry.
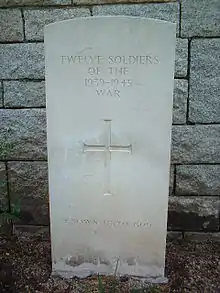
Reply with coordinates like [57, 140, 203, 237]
[169, 165, 174, 195]
[24, 8, 90, 41]
[181, 0, 220, 37]
[171, 125, 220, 164]
[0, 0, 219, 233]
[189, 39, 220, 123]
[8, 161, 48, 225]
[175, 38, 188, 78]
[0, 162, 8, 212]
[173, 79, 188, 124]
[176, 165, 220, 196]
[0, 9, 23, 42]
[0, 43, 44, 79]
[168, 196, 220, 231]
[4, 81, 45, 108]
[0, 82, 3, 107]
[0, 0, 71, 6]
[92, 3, 180, 35]
[0, 109, 46, 160]
[74, 0, 176, 4]
[183, 232, 220, 242]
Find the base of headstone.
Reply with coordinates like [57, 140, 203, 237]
[51, 270, 168, 284]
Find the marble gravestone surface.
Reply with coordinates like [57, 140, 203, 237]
[44, 16, 176, 281]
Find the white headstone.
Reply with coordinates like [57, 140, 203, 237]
[45, 16, 176, 281]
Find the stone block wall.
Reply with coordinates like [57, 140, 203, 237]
[0, 0, 219, 235]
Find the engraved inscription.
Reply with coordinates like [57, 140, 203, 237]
[61, 55, 159, 65]
[64, 218, 151, 228]
[60, 54, 160, 97]
[83, 120, 132, 196]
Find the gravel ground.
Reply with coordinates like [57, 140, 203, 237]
[0, 232, 220, 293]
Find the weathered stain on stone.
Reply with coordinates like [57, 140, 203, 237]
[168, 196, 219, 231]
[202, 221, 210, 229]
[18, 209, 35, 224]
[169, 196, 219, 217]
[176, 165, 220, 196]
[168, 211, 217, 232]
[65, 255, 84, 267]
[126, 257, 136, 266]
[99, 258, 110, 265]
[65, 255, 98, 267]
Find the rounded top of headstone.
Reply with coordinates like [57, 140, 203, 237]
[44, 15, 176, 34]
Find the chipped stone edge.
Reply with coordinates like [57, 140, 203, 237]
[73, 0, 177, 4]
[51, 269, 168, 284]
[167, 231, 183, 240]
[14, 224, 50, 240]
[184, 232, 220, 242]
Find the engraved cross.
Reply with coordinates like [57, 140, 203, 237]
[83, 120, 132, 195]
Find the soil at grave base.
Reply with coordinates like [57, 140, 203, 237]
[0, 233, 220, 293]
